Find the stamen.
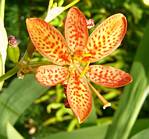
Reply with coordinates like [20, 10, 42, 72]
[79, 53, 92, 77]
[81, 53, 92, 62]
[73, 55, 81, 62]
[88, 82, 111, 109]
[83, 53, 92, 57]
[80, 61, 90, 77]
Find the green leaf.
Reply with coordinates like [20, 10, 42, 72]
[124, 2, 143, 23]
[105, 23, 149, 139]
[130, 128, 149, 139]
[7, 122, 24, 139]
[40, 125, 109, 139]
[0, 20, 8, 90]
[58, 0, 64, 7]
[0, 74, 48, 138]
[130, 119, 149, 137]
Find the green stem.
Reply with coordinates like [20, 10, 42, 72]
[64, 0, 80, 10]
[0, 66, 19, 82]
[0, 0, 5, 21]
[0, 59, 50, 82]
[28, 61, 50, 67]
[20, 41, 34, 62]
[49, 0, 54, 9]
[0, 42, 34, 82]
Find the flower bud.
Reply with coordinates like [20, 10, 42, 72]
[7, 35, 20, 63]
[8, 35, 20, 47]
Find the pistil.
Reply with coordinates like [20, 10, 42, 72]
[88, 82, 111, 109]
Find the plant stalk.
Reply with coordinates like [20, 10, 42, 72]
[0, 66, 19, 82]
[0, 0, 5, 21]
[64, 0, 80, 10]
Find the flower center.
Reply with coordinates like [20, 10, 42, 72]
[71, 52, 92, 77]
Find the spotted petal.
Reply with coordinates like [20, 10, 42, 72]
[36, 65, 69, 86]
[65, 7, 88, 55]
[66, 70, 92, 123]
[26, 18, 71, 65]
[86, 65, 132, 88]
[83, 14, 127, 63]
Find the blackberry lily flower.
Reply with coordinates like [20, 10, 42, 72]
[26, 7, 132, 123]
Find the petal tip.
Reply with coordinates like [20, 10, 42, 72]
[76, 106, 92, 124]
[124, 73, 133, 85]
[26, 18, 31, 27]
[26, 18, 34, 24]
[26, 18, 41, 26]
[26, 18, 36, 29]
[26, 18, 29, 23]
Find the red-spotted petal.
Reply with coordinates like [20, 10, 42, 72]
[86, 65, 132, 88]
[36, 65, 69, 86]
[66, 70, 92, 123]
[83, 13, 127, 63]
[26, 18, 71, 65]
[65, 7, 88, 55]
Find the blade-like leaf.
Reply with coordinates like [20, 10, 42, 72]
[40, 124, 109, 139]
[105, 24, 149, 139]
[0, 20, 8, 90]
[0, 74, 48, 138]
[130, 128, 149, 139]
[130, 119, 149, 137]
[7, 122, 24, 139]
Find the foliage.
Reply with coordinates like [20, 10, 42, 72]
[0, 0, 149, 138]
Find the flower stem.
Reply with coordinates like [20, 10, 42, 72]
[20, 41, 34, 62]
[49, 0, 54, 9]
[88, 82, 111, 109]
[0, 66, 19, 82]
[0, 0, 5, 21]
[64, 0, 80, 10]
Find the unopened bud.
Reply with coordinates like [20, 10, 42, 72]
[8, 35, 20, 48]
[86, 19, 95, 29]
[7, 35, 20, 63]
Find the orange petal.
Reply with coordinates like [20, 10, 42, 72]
[26, 18, 71, 65]
[83, 13, 127, 63]
[86, 65, 132, 88]
[65, 7, 88, 55]
[66, 70, 92, 123]
[36, 65, 69, 86]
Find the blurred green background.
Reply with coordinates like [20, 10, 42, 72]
[1, 0, 149, 139]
